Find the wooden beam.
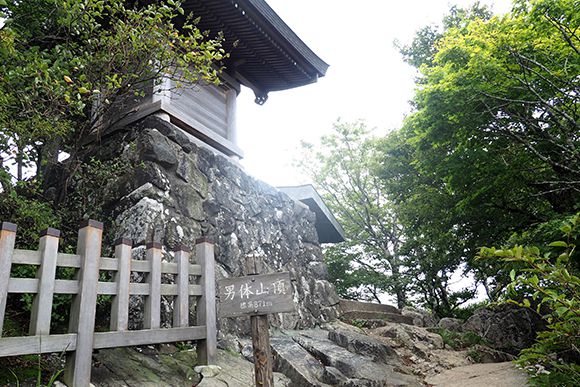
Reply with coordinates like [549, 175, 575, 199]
[0, 333, 77, 357]
[0, 222, 16, 337]
[173, 246, 190, 328]
[29, 228, 60, 335]
[12, 249, 41, 265]
[93, 326, 206, 349]
[64, 220, 103, 387]
[246, 255, 273, 387]
[196, 238, 217, 365]
[110, 238, 132, 331]
[251, 315, 273, 387]
[144, 242, 162, 329]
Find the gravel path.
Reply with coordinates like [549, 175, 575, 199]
[425, 362, 528, 387]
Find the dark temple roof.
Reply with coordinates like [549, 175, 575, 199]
[278, 185, 345, 244]
[182, 0, 329, 103]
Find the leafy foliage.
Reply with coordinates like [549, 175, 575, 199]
[0, 0, 226, 333]
[377, 0, 580, 313]
[1, 0, 225, 152]
[297, 121, 408, 307]
[435, 328, 488, 350]
[479, 213, 580, 385]
[0, 0, 225, 222]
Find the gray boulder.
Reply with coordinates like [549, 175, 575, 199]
[292, 330, 421, 386]
[462, 304, 545, 354]
[437, 318, 463, 332]
[271, 335, 329, 387]
[401, 307, 439, 327]
[327, 328, 398, 365]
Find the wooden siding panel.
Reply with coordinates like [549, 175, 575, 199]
[170, 85, 228, 138]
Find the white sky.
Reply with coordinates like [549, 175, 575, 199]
[236, 0, 513, 303]
[237, 0, 513, 187]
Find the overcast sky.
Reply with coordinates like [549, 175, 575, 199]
[236, 0, 513, 187]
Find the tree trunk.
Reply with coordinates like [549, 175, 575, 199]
[390, 265, 406, 309]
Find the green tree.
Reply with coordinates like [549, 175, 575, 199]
[298, 121, 408, 307]
[396, 2, 492, 68]
[0, 0, 224, 181]
[478, 213, 580, 386]
[380, 0, 579, 308]
[0, 0, 225, 244]
[379, 130, 477, 316]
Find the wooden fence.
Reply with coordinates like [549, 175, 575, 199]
[0, 220, 216, 386]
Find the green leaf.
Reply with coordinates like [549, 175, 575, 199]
[509, 268, 516, 281]
[548, 241, 568, 248]
[522, 299, 530, 308]
[555, 306, 568, 317]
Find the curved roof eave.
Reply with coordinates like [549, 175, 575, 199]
[181, 0, 328, 98]
[242, 0, 329, 77]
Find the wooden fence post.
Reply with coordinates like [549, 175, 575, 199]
[110, 238, 132, 331]
[195, 237, 216, 364]
[251, 316, 273, 387]
[144, 242, 161, 329]
[0, 222, 17, 337]
[64, 220, 103, 387]
[29, 228, 60, 336]
[173, 245, 190, 328]
[246, 256, 274, 387]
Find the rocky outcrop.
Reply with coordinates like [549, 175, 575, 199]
[89, 318, 522, 387]
[91, 347, 290, 386]
[271, 326, 421, 386]
[82, 116, 340, 333]
[271, 336, 329, 386]
[91, 346, 202, 386]
[373, 322, 444, 358]
[437, 318, 463, 332]
[401, 307, 438, 328]
[462, 304, 545, 354]
[366, 321, 474, 378]
[267, 320, 492, 386]
[338, 299, 414, 326]
[328, 328, 398, 364]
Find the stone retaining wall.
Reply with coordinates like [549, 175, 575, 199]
[81, 116, 340, 335]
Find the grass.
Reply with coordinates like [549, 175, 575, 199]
[435, 328, 488, 350]
[0, 354, 64, 386]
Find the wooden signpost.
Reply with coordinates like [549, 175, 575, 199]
[218, 258, 294, 387]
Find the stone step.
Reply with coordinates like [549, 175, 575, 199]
[292, 329, 422, 386]
[272, 329, 421, 386]
[341, 310, 415, 325]
[271, 336, 332, 387]
[327, 328, 399, 365]
[339, 299, 400, 315]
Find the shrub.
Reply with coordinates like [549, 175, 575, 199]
[435, 328, 487, 350]
[478, 213, 580, 386]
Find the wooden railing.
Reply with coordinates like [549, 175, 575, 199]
[0, 220, 216, 386]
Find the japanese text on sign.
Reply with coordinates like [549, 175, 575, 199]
[218, 272, 294, 317]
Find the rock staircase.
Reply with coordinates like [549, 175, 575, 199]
[339, 299, 415, 327]
[270, 324, 422, 387]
